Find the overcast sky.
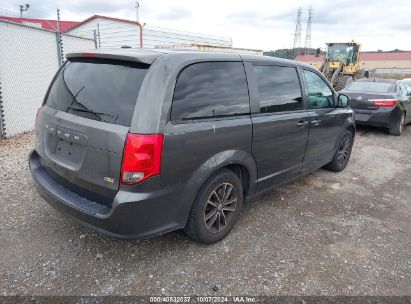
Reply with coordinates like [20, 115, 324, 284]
[2, 0, 411, 51]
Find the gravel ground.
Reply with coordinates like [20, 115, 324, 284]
[0, 126, 410, 296]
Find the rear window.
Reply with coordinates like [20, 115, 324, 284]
[45, 58, 148, 127]
[253, 65, 303, 113]
[345, 81, 394, 93]
[171, 62, 250, 120]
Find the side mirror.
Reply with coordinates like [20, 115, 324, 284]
[337, 94, 349, 108]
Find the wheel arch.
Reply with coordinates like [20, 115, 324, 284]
[332, 117, 355, 152]
[346, 123, 356, 136]
[224, 163, 251, 197]
[177, 150, 257, 227]
[191, 150, 257, 198]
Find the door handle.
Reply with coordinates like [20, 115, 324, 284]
[296, 120, 309, 128]
[311, 119, 321, 126]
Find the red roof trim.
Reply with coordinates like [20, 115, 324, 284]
[66, 15, 142, 31]
[0, 16, 79, 31]
[295, 54, 324, 62]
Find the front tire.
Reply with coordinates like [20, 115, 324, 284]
[335, 75, 353, 91]
[325, 130, 354, 172]
[388, 113, 405, 136]
[184, 169, 243, 244]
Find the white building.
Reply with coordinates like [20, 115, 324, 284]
[156, 44, 263, 56]
[66, 15, 232, 49]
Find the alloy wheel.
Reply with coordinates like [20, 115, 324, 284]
[204, 182, 237, 233]
[337, 136, 351, 167]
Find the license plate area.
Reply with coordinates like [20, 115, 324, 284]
[43, 124, 88, 170]
[55, 137, 84, 164]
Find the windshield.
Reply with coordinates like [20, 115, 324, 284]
[45, 58, 148, 127]
[327, 44, 354, 62]
[345, 81, 394, 93]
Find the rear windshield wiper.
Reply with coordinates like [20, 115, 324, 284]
[66, 106, 116, 121]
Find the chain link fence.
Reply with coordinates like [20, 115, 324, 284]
[62, 34, 97, 57]
[0, 19, 95, 138]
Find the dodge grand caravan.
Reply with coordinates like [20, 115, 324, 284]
[29, 49, 355, 244]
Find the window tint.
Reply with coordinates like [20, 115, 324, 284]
[45, 59, 148, 127]
[303, 70, 334, 109]
[253, 65, 302, 113]
[171, 62, 249, 120]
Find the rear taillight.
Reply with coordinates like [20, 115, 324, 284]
[370, 99, 399, 107]
[121, 133, 164, 185]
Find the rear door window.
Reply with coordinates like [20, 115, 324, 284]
[252, 65, 303, 113]
[45, 58, 148, 127]
[171, 62, 250, 120]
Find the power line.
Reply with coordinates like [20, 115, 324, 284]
[304, 6, 313, 55]
[292, 7, 302, 55]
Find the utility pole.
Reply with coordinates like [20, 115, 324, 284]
[304, 6, 313, 55]
[292, 7, 302, 57]
[19, 3, 30, 18]
[135, 1, 140, 22]
[56, 8, 61, 33]
[56, 8, 63, 66]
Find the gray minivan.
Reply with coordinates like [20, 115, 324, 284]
[29, 49, 355, 244]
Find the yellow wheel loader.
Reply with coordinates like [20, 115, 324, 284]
[316, 41, 369, 91]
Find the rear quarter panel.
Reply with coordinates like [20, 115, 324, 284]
[161, 117, 256, 188]
[160, 117, 256, 226]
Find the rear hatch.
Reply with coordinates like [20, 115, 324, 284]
[35, 57, 149, 205]
[345, 92, 394, 111]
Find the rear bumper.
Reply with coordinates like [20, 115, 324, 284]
[353, 107, 401, 128]
[29, 150, 187, 239]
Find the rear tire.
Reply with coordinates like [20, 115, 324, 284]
[325, 130, 354, 172]
[388, 113, 405, 136]
[335, 75, 353, 91]
[184, 169, 243, 244]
